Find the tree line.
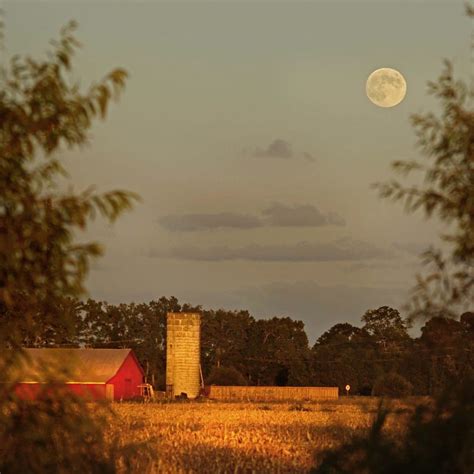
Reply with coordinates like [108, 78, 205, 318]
[9, 296, 472, 396]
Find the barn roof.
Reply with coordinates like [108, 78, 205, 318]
[4, 348, 141, 384]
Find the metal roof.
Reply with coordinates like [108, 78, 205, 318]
[5, 348, 138, 384]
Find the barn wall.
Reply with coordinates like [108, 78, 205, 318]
[14, 383, 107, 400]
[107, 352, 143, 400]
[207, 386, 339, 401]
[166, 312, 201, 399]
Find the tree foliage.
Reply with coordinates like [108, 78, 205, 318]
[0, 21, 138, 473]
[374, 60, 474, 320]
[0, 20, 138, 349]
[206, 366, 248, 386]
[371, 372, 413, 397]
[361, 306, 409, 345]
[315, 5, 474, 472]
[314, 382, 474, 474]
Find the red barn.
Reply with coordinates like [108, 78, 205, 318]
[8, 348, 144, 401]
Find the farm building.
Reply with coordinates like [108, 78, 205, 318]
[166, 312, 201, 399]
[5, 348, 144, 401]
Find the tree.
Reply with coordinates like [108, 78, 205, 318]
[361, 306, 410, 349]
[372, 372, 413, 397]
[312, 323, 377, 394]
[0, 21, 139, 472]
[206, 366, 248, 386]
[374, 64, 474, 321]
[0, 21, 138, 348]
[460, 311, 474, 332]
[418, 316, 471, 395]
[201, 308, 254, 380]
[420, 316, 464, 349]
[314, 5, 474, 471]
[316, 322, 368, 346]
[246, 317, 312, 386]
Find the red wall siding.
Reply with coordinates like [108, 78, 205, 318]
[14, 383, 107, 400]
[107, 352, 143, 400]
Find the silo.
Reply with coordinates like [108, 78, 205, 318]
[166, 312, 201, 399]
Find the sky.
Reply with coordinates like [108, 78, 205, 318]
[4, 0, 471, 342]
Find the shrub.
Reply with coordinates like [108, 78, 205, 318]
[206, 366, 248, 386]
[313, 380, 474, 474]
[372, 372, 413, 398]
[0, 388, 115, 473]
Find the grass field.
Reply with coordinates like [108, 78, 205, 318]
[110, 398, 423, 473]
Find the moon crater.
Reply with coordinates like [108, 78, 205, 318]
[366, 68, 407, 108]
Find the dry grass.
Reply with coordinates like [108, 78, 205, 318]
[110, 398, 424, 473]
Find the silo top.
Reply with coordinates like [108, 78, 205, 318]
[167, 313, 201, 328]
[167, 312, 201, 321]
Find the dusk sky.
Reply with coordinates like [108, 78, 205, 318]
[5, 1, 470, 341]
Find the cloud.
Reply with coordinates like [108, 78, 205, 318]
[262, 203, 345, 227]
[254, 138, 293, 159]
[251, 138, 316, 163]
[160, 203, 344, 232]
[166, 238, 392, 262]
[159, 212, 262, 232]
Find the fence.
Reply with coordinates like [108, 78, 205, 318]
[206, 385, 339, 401]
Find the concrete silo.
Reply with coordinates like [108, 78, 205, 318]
[166, 312, 201, 399]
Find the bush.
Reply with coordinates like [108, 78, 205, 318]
[313, 380, 474, 474]
[0, 387, 115, 473]
[206, 366, 248, 386]
[372, 372, 413, 398]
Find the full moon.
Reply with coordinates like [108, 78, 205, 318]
[366, 68, 407, 108]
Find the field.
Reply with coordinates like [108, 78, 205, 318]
[110, 398, 422, 473]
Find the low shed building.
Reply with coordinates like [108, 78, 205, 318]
[9, 348, 144, 401]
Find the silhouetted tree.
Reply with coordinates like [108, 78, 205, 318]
[361, 306, 410, 350]
[312, 323, 376, 394]
[247, 317, 312, 386]
[201, 309, 254, 380]
[372, 372, 413, 397]
[206, 366, 248, 386]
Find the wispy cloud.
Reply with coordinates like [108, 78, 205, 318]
[164, 238, 392, 262]
[160, 203, 344, 232]
[159, 212, 262, 232]
[262, 203, 345, 227]
[254, 138, 293, 159]
[249, 138, 316, 163]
